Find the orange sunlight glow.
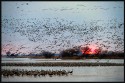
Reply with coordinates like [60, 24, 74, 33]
[80, 44, 98, 54]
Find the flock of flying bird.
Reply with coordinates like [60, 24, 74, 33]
[2, 3, 124, 55]
[2, 17, 124, 55]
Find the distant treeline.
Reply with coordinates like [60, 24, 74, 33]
[5, 46, 124, 59]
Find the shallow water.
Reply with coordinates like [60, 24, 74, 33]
[2, 66, 124, 82]
[1, 57, 124, 63]
[2, 58, 124, 82]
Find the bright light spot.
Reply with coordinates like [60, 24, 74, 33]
[80, 44, 98, 54]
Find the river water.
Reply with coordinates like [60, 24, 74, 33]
[1, 58, 124, 82]
[1, 57, 124, 63]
